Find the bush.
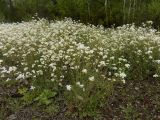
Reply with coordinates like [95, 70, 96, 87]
[0, 19, 160, 119]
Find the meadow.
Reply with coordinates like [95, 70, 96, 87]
[0, 19, 160, 119]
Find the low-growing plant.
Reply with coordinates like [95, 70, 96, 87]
[121, 103, 139, 120]
[64, 75, 114, 118]
[0, 19, 160, 119]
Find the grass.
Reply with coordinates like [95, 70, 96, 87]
[0, 19, 160, 119]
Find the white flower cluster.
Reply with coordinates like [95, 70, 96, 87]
[0, 19, 160, 91]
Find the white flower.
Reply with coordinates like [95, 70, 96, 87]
[76, 82, 84, 88]
[51, 78, 55, 81]
[37, 70, 43, 75]
[76, 82, 81, 86]
[155, 60, 160, 64]
[66, 85, 72, 91]
[112, 67, 117, 70]
[119, 72, 126, 79]
[77, 43, 85, 49]
[0, 59, 3, 63]
[149, 56, 152, 59]
[146, 50, 152, 54]
[89, 76, 95, 81]
[30, 86, 35, 90]
[24, 67, 28, 71]
[146, 21, 153, 24]
[153, 74, 158, 78]
[103, 55, 107, 59]
[95, 69, 99, 72]
[110, 56, 115, 60]
[16, 74, 25, 80]
[98, 61, 106, 67]
[114, 73, 119, 77]
[100, 61, 105, 65]
[125, 64, 130, 68]
[9, 66, 17, 72]
[6, 78, 11, 82]
[137, 50, 142, 54]
[122, 79, 126, 84]
[32, 70, 35, 74]
[0, 18, 160, 93]
[118, 58, 123, 61]
[82, 69, 87, 74]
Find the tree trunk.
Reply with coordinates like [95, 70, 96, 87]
[132, 0, 136, 21]
[105, 0, 108, 25]
[8, 0, 15, 21]
[87, 0, 91, 21]
[123, 0, 126, 23]
[128, 0, 132, 23]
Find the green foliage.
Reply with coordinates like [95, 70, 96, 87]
[121, 103, 139, 120]
[18, 87, 57, 106]
[44, 104, 59, 114]
[0, 19, 160, 119]
[148, 0, 160, 26]
[65, 76, 114, 118]
[14, 0, 56, 20]
[0, 0, 160, 27]
[0, 0, 6, 21]
[35, 89, 56, 105]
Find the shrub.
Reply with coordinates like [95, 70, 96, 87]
[0, 19, 160, 118]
